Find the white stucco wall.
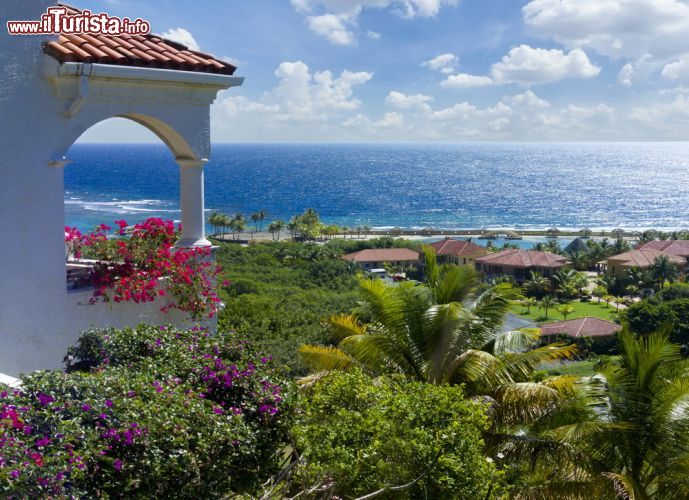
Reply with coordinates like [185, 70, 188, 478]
[0, 1, 238, 377]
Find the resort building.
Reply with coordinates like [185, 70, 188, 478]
[635, 240, 689, 259]
[602, 249, 685, 277]
[475, 249, 569, 282]
[540, 317, 621, 342]
[0, 1, 243, 376]
[341, 248, 420, 270]
[429, 238, 488, 266]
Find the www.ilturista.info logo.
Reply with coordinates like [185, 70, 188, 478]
[7, 7, 150, 36]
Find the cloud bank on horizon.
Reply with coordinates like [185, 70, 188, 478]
[78, 0, 689, 142]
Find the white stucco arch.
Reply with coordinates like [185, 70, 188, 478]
[0, 0, 243, 377]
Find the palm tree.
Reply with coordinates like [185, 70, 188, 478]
[231, 213, 246, 240]
[287, 217, 299, 240]
[268, 220, 285, 241]
[572, 272, 589, 296]
[523, 272, 551, 298]
[299, 247, 575, 395]
[626, 267, 654, 291]
[207, 211, 224, 236]
[522, 297, 538, 314]
[507, 328, 689, 498]
[557, 303, 575, 321]
[568, 251, 590, 271]
[544, 240, 561, 254]
[553, 269, 578, 299]
[651, 255, 678, 290]
[539, 296, 556, 318]
[593, 285, 607, 304]
[258, 209, 267, 232]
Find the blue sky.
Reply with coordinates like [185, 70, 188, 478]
[79, 0, 689, 142]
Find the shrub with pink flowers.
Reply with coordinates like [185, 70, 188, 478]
[0, 325, 294, 497]
[65, 218, 222, 320]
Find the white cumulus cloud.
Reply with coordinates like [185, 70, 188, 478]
[490, 45, 600, 84]
[385, 91, 433, 110]
[160, 28, 200, 51]
[523, 0, 689, 62]
[662, 57, 689, 81]
[441, 73, 494, 88]
[423, 53, 458, 74]
[293, 0, 458, 44]
[440, 45, 600, 88]
[306, 15, 355, 45]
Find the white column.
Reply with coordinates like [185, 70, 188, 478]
[176, 158, 211, 248]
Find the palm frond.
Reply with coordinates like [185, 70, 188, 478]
[338, 334, 419, 377]
[298, 345, 355, 371]
[326, 313, 366, 341]
[491, 328, 541, 355]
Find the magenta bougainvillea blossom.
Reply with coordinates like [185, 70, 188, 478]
[65, 218, 222, 320]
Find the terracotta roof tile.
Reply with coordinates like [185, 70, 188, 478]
[606, 249, 685, 268]
[475, 249, 569, 268]
[429, 239, 487, 258]
[341, 248, 420, 263]
[540, 317, 621, 338]
[635, 240, 689, 258]
[43, 3, 237, 75]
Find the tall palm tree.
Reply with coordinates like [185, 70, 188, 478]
[207, 212, 223, 236]
[300, 247, 576, 395]
[539, 296, 556, 318]
[651, 255, 678, 290]
[506, 328, 689, 498]
[258, 209, 267, 232]
[268, 220, 285, 241]
[231, 213, 246, 240]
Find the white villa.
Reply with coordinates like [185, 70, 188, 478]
[0, 2, 243, 376]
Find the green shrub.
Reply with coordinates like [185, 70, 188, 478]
[291, 370, 503, 499]
[216, 242, 359, 375]
[1, 325, 294, 498]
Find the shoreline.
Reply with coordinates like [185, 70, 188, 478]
[210, 226, 668, 244]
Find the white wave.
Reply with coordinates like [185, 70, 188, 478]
[64, 198, 180, 215]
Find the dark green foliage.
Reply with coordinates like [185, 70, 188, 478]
[216, 242, 359, 375]
[2, 325, 295, 498]
[323, 235, 422, 254]
[623, 297, 689, 347]
[292, 370, 503, 499]
[653, 283, 689, 303]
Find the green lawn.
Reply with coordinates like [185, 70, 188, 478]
[541, 360, 597, 378]
[511, 298, 620, 324]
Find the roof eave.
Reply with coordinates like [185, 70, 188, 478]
[55, 61, 244, 89]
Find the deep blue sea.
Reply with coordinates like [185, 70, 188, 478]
[65, 142, 689, 238]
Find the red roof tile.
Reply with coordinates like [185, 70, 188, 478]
[475, 249, 569, 268]
[341, 248, 420, 263]
[635, 240, 689, 258]
[606, 249, 685, 268]
[43, 4, 236, 75]
[540, 317, 621, 338]
[429, 239, 487, 258]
